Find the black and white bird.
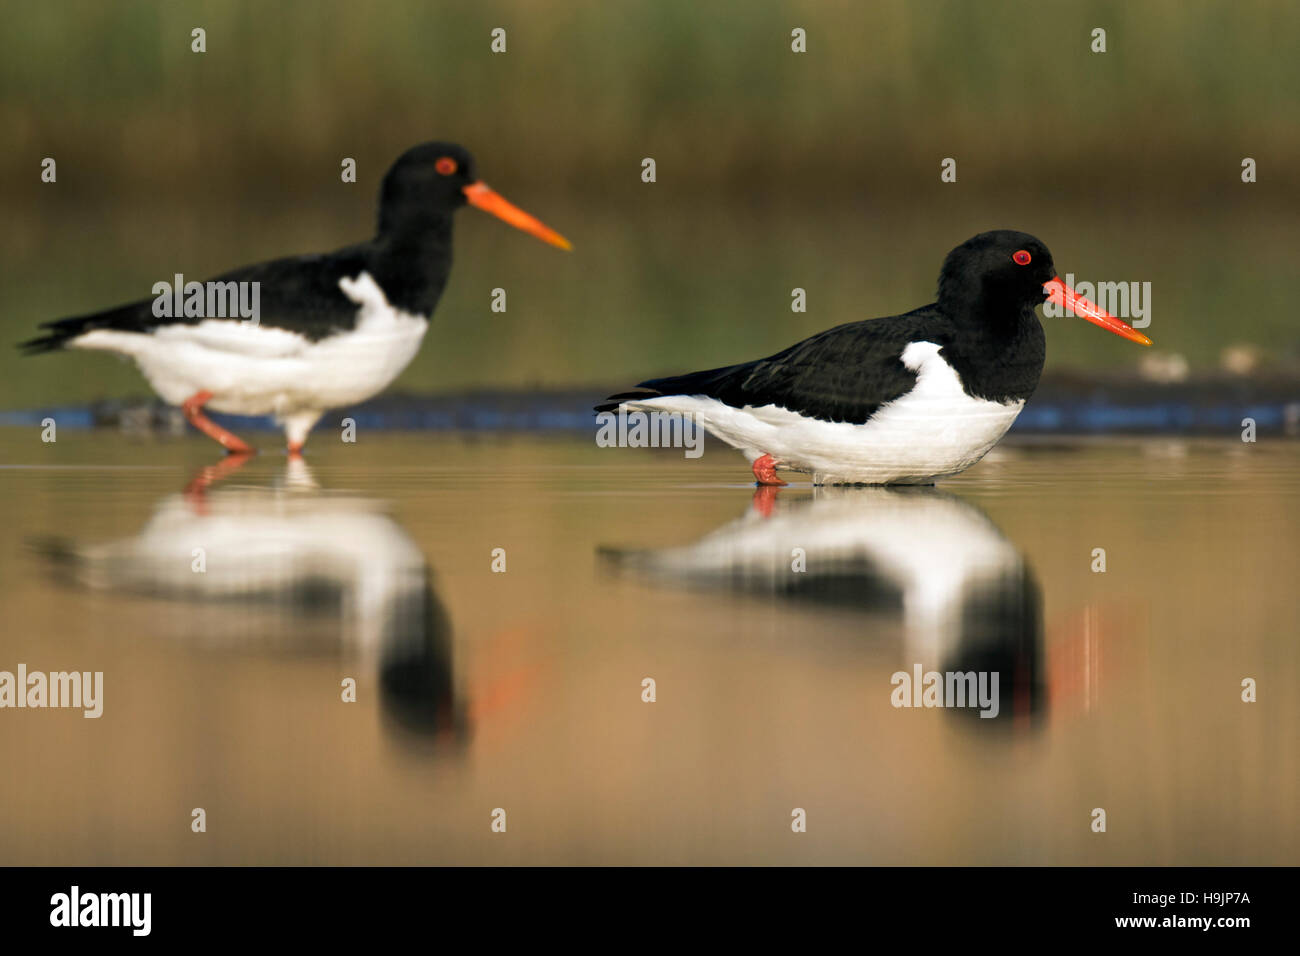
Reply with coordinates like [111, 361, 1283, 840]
[598, 230, 1151, 485]
[21, 141, 570, 455]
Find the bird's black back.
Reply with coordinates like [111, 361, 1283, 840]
[599, 305, 1046, 425]
[18, 229, 454, 354]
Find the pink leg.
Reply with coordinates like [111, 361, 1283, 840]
[182, 391, 254, 455]
[751, 453, 787, 486]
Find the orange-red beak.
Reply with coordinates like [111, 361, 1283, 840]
[463, 182, 571, 250]
[1043, 277, 1152, 346]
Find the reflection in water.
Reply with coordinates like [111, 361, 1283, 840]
[32, 458, 465, 746]
[602, 485, 1044, 727]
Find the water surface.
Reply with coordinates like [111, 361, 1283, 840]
[0, 430, 1295, 864]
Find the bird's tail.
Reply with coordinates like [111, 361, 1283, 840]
[593, 389, 663, 413]
[595, 362, 744, 412]
[18, 300, 145, 355]
[18, 315, 101, 355]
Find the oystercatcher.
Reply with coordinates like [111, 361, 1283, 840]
[598, 230, 1151, 485]
[21, 141, 570, 455]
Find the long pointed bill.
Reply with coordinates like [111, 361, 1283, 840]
[463, 182, 571, 250]
[1043, 276, 1152, 346]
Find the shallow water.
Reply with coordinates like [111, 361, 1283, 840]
[0, 429, 1295, 864]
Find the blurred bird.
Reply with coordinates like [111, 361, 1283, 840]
[21, 142, 570, 455]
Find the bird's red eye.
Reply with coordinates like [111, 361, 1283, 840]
[1013, 250, 1032, 265]
[435, 157, 458, 176]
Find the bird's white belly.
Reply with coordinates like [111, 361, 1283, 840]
[628, 342, 1025, 484]
[70, 272, 428, 418]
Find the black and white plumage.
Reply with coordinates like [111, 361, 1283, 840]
[599, 230, 1150, 485]
[21, 141, 570, 453]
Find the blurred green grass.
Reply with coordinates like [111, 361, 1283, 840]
[1, 0, 1297, 408]
[5, 0, 1298, 197]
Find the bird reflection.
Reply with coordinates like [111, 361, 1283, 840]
[602, 485, 1045, 728]
[34, 456, 465, 746]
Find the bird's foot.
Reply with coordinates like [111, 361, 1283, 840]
[287, 441, 305, 459]
[751, 454, 787, 486]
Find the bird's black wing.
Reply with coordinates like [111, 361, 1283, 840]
[203, 244, 373, 340]
[19, 244, 374, 354]
[599, 307, 953, 425]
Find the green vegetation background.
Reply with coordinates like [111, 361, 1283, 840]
[1, 0, 1296, 408]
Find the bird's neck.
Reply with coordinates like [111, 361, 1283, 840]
[369, 217, 455, 317]
[941, 298, 1046, 403]
[940, 274, 1037, 333]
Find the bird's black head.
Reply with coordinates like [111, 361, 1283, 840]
[937, 230, 1152, 345]
[376, 140, 570, 249]
[377, 142, 478, 234]
[937, 230, 1056, 318]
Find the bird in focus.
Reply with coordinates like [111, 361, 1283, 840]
[599, 230, 1151, 485]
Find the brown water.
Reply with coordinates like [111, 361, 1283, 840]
[0, 429, 1295, 864]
